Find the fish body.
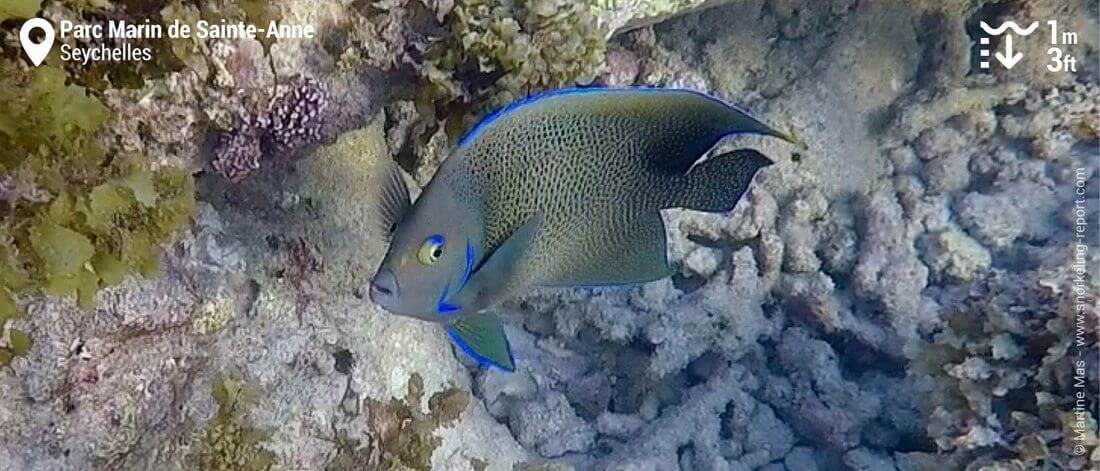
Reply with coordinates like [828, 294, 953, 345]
[370, 88, 794, 370]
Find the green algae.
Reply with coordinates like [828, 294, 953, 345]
[0, 0, 40, 23]
[418, 0, 607, 130]
[325, 373, 470, 470]
[0, 329, 32, 368]
[188, 376, 275, 471]
[0, 60, 196, 314]
[0, 327, 32, 368]
[367, 373, 469, 470]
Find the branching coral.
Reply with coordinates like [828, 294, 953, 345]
[0, 61, 196, 320]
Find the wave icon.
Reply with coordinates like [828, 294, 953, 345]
[980, 20, 1039, 36]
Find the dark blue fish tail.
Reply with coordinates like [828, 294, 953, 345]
[676, 149, 773, 213]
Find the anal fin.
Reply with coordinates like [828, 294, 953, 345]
[445, 313, 515, 371]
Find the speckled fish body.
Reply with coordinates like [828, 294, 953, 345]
[369, 87, 794, 370]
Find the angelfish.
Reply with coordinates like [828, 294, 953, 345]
[369, 87, 797, 371]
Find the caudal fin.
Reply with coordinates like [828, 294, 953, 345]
[675, 149, 772, 212]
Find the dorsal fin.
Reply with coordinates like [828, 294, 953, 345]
[457, 86, 800, 148]
[369, 159, 411, 238]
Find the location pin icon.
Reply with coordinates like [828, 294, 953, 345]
[20, 18, 55, 67]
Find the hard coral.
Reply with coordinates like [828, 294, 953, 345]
[914, 266, 1099, 469]
[211, 76, 331, 182]
[211, 122, 265, 184]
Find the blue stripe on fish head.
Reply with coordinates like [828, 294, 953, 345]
[460, 241, 474, 289]
[437, 282, 461, 314]
[436, 240, 475, 315]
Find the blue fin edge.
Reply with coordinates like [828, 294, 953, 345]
[457, 85, 769, 147]
[445, 326, 515, 372]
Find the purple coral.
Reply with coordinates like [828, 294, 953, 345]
[267, 77, 329, 154]
[210, 120, 264, 183]
[211, 76, 331, 183]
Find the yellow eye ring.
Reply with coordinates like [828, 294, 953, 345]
[418, 235, 445, 265]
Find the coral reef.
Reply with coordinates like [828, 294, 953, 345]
[916, 265, 1099, 468]
[351, 0, 726, 145]
[199, 113, 529, 470]
[0, 0, 1097, 470]
[0, 203, 246, 469]
[460, 0, 1099, 469]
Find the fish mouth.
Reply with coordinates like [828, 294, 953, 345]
[369, 269, 399, 309]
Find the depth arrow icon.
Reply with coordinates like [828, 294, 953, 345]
[995, 35, 1023, 69]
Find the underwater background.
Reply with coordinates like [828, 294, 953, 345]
[0, 0, 1098, 470]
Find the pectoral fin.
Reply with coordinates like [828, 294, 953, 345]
[450, 214, 542, 310]
[445, 313, 514, 371]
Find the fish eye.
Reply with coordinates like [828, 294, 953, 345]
[417, 235, 445, 265]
